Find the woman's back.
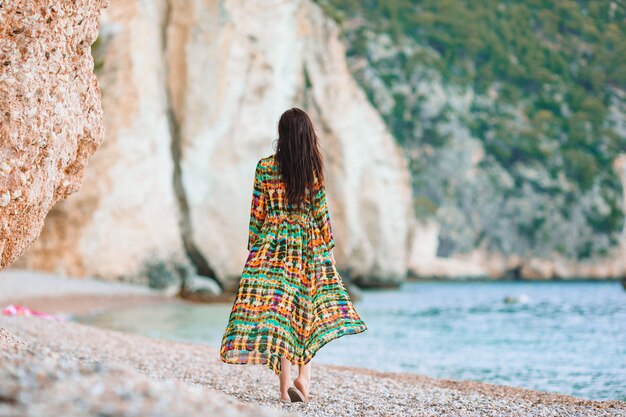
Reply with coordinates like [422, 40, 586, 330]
[247, 154, 334, 252]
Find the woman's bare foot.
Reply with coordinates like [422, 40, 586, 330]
[293, 377, 309, 400]
[295, 361, 312, 400]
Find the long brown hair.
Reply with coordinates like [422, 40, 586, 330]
[275, 107, 324, 205]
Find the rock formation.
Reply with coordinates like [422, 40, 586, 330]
[17, 0, 412, 289]
[401, 74, 626, 281]
[407, 154, 626, 280]
[166, 0, 411, 289]
[14, 1, 187, 284]
[407, 219, 489, 279]
[0, 0, 107, 269]
[7, 0, 623, 285]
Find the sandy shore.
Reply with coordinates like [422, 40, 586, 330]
[1, 270, 624, 417]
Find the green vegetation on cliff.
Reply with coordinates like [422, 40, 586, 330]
[315, 0, 626, 259]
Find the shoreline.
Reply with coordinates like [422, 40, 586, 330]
[1, 270, 624, 416]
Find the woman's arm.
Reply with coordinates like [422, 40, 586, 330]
[312, 177, 335, 251]
[247, 161, 267, 251]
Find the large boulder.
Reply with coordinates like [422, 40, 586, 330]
[0, 0, 107, 269]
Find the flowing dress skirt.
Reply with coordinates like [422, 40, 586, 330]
[220, 212, 367, 375]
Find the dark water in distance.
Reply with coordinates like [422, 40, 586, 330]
[77, 281, 626, 400]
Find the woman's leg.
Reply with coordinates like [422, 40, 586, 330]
[294, 361, 311, 399]
[279, 357, 292, 400]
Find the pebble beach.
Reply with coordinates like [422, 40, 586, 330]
[1, 270, 624, 417]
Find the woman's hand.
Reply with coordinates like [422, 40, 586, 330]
[330, 250, 336, 265]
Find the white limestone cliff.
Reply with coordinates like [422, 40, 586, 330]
[166, 0, 411, 288]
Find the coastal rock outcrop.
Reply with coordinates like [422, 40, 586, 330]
[407, 154, 626, 281]
[401, 71, 626, 281]
[472, 153, 626, 280]
[15, 1, 187, 284]
[17, 0, 412, 289]
[407, 220, 488, 279]
[331, 3, 626, 281]
[0, 0, 107, 269]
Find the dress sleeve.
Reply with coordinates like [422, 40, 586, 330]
[312, 176, 335, 251]
[247, 160, 267, 251]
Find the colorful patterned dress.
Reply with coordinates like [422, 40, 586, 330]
[220, 154, 367, 375]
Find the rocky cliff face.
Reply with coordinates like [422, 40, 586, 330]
[14, 1, 187, 283]
[407, 153, 626, 280]
[0, 0, 107, 269]
[314, 1, 626, 280]
[401, 81, 626, 280]
[17, 0, 412, 289]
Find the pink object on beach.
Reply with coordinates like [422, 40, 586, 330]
[2, 304, 66, 322]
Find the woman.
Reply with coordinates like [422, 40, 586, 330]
[220, 107, 367, 403]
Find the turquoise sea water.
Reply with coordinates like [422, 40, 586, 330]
[77, 281, 626, 400]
